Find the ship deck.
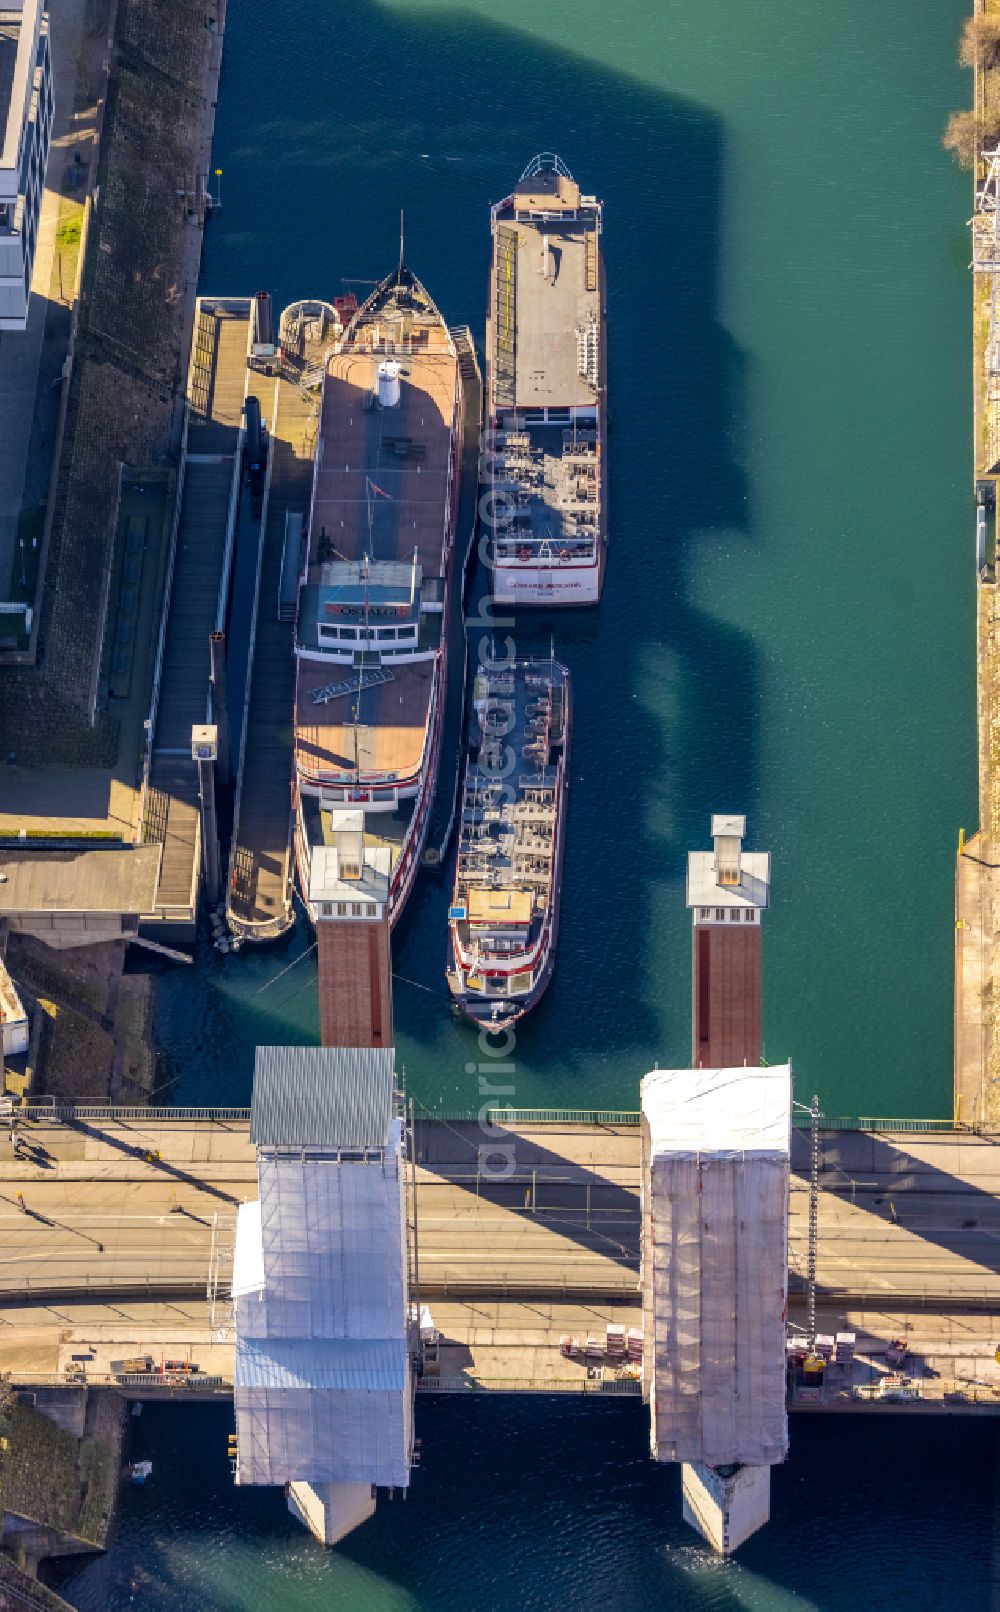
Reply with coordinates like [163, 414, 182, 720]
[307, 342, 457, 582]
[454, 660, 567, 942]
[495, 423, 599, 559]
[294, 656, 434, 783]
[493, 170, 601, 412]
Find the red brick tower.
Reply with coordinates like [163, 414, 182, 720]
[686, 815, 770, 1068]
[310, 816, 393, 1049]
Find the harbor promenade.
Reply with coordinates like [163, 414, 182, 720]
[0, 1113, 996, 1408]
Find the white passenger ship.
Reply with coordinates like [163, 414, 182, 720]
[486, 154, 606, 605]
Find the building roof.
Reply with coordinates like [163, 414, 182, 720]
[642, 1063, 791, 1159]
[687, 848, 770, 910]
[235, 1335, 407, 1393]
[306, 843, 391, 906]
[687, 813, 770, 911]
[0, 845, 161, 915]
[250, 1046, 396, 1150]
[0, 955, 24, 1024]
[710, 813, 746, 838]
[1, 1, 40, 176]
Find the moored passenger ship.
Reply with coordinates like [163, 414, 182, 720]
[292, 264, 462, 932]
[487, 154, 606, 605]
[447, 654, 570, 1029]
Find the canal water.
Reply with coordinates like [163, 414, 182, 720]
[58, 1400, 999, 1612]
[154, 0, 976, 1124]
[85, 2, 992, 1608]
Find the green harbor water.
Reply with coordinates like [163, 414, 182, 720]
[155, 0, 977, 1124]
[77, 3, 998, 1608]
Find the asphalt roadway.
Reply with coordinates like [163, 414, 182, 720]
[0, 1118, 997, 1310]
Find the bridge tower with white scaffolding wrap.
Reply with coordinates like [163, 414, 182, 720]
[230, 1046, 412, 1546]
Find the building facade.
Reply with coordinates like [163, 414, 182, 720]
[0, 1, 53, 330]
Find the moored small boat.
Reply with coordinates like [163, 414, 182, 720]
[447, 653, 570, 1029]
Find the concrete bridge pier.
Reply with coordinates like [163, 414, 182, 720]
[287, 1481, 377, 1547]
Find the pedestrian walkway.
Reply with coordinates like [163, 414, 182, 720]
[142, 301, 251, 925]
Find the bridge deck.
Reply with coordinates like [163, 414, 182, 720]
[0, 1118, 995, 1301]
[0, 1118, 997, 1407]
[227, 373, 315, 938]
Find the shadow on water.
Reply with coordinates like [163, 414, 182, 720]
[53, 1399, 1000, 1612]
[170, 0, 758, 1107]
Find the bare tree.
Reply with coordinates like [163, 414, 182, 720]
[943, 109, 980, 170]
[960, 16, 1000, 72]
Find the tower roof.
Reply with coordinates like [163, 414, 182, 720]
[251, 1046, 396, 1150]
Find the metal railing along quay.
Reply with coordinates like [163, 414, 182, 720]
[415, 1374, 642, 1396]
[14, 1101, 251, 1123]
[6, 1102, 972, 1135]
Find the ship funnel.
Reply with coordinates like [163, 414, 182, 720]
[378, 360, 401, 408]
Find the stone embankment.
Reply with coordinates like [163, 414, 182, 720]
[957, 0, 1000, 1129]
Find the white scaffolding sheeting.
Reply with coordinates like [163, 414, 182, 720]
[232, 1200, 264, 1298]
[233, 1051, 410, 1496]
[250, 1128, 406, 1340]
[642, 1065, 790, 1469]
[235, 1385, 410, 1487]
[235, 1338, 411, 1487]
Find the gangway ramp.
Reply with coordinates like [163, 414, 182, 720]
[142, 300, 253, 932]
[227, 371, 315, 940]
